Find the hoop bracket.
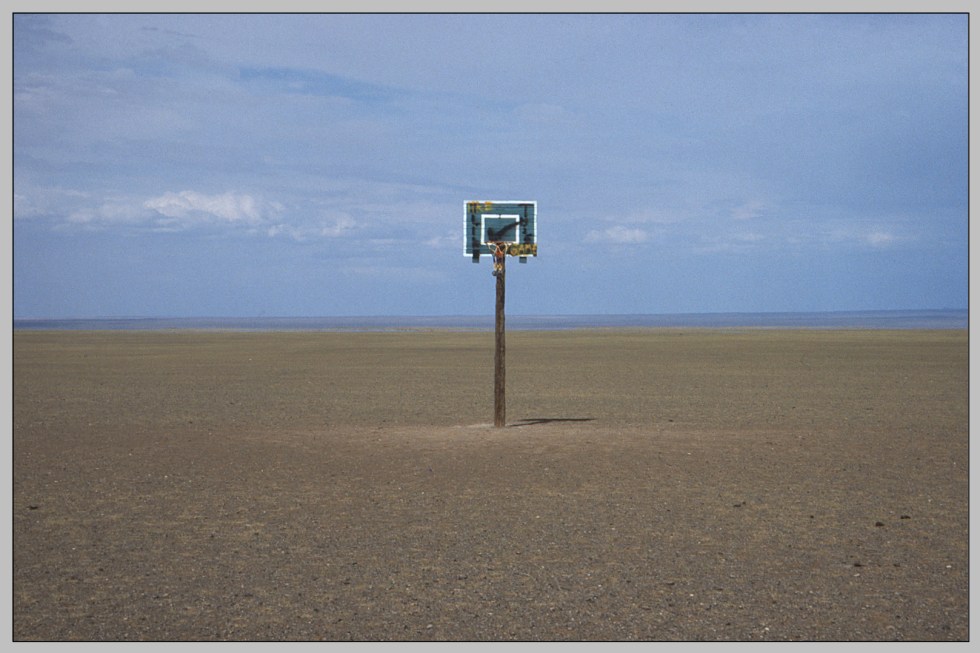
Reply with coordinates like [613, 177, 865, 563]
[488, 242, 507, 277]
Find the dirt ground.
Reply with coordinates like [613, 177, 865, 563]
[11, 328, 970, 641]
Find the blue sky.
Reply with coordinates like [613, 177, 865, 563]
[12, 12, 968, 318]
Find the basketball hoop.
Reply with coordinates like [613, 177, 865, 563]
[464, 201, 537, 264]
[489, 242, 507, 277]
[462, 200, 538, 428]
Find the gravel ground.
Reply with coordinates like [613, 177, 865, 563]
[12, 329, 969, 641]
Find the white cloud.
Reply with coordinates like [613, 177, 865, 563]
[866, 230, 897, 248]
[319, 215, 357, 237]
[731, 200, 767, 221]
[823, 222, 905, 249]
[66, 201, 144, 225]
[585, 225, 649, 245]
[266, 214, 357, 241]
[692, 232, 766, 255]
[736, 232, 765, 243]
[424, 231, 457, 249]
[144, 190, 265, 225]
[19, 188, 287, 233]
[21, 184, 369, 242]
[14, 187, 92, 220]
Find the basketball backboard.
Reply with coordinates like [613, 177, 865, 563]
[464, 200, 537, 262]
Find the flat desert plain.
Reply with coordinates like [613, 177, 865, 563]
[12, 328, 969, 641]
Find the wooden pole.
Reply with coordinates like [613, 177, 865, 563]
[494, 250, 506, 427]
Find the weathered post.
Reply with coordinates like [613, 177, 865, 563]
[494, 248, 506, 427]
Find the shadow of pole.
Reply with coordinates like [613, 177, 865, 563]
[508, 417, 596, 427]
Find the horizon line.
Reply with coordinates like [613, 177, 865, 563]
[12, 307, 968, 323]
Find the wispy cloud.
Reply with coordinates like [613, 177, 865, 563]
[731, 200, 767, 221]
[19, 187, 290, 235]
[266, 214, 357, 241]
[239, 66, 404, 103]
[14, 186, 91, 220]
[820, 221, 911, 250]
[67, 200, 146, 226]
[865, 230, 897, 248]
[144, 190, 268, 225]
[585, 225, 649, 245]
